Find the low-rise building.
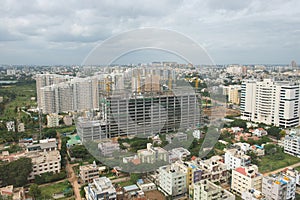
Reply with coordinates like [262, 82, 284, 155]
[84, 177, 117, 200]
[251, 128, 267, 137]
[224, 148, 251, 170]
[166, 132, 187, 144]
[6, 121, 15, 132]
[158, 164, 187, 198]
[98, 141, 120, 157]
[242, 189, 265, 200]
[284, 131, 300, 158]
[197, 156, 228, 184]
[137, 143, 168, 164]
[27, 150, 61, 180]
[17, 123, 25, 132]
[192, 179, 235, 200]
[192, 130, 202, 139]
[168, 147, 190, 163]
[26, 138, 57, 152]
[63, 115, 73, 126]
[80, 162, 99, 183]
[231, 165, 262, 196]
[262, 175, 296, 200]
[0, 185, 25, 200]
[283, 168, 300, 186]
[47, 113, 60, 128]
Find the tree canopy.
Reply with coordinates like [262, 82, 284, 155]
[0, 157, 32, 187]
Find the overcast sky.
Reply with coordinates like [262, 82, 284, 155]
[1, 0, 300, 65]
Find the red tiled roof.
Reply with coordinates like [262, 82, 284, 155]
[235, 167, 247, 176]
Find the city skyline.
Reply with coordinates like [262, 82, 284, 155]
[0, 0, 300, 65]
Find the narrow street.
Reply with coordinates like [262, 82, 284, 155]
[66, 161, 81, 200]
[57, 131, 81, 200]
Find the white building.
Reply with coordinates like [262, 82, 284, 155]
[224, 148, 251, 170]
[47, 114, 60, 128]
[17, 123, 25, 132]
[137, 143, 168, 164]
[284, 130, 300, 157]
[158, 164, 187, 198]
[231, 165, 263, 196]
[262, 175, 296, 200]
[80, 162, 99, 183]
[240, 79, 300, 128]
[196, 156, 228, 184]
[98, 141, 120, 157]
[6, 121, 15, 132]
[84, 177, 117, 200]
[192, 180, 235, 200]
[192, 130, 202, 139]
[242, 189, 265, 200]
[27, 150, 61, 180]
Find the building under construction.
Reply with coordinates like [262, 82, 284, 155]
[76, 66, 201, 141]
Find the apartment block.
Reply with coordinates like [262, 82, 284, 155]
[196, 156, 228, 184]
[284, 130, 300, 158]
[80, 163, 99, 183]
[242, 189, 265, 200]
[262, 175, 296, 200]
[38, 76, 98, 114]
[192, 179, 235, 200]
[231, 165, 262, 196]
[98, 141, 120, 157]
[137, 143, 168, 164]
[224, 148, 251, 170]
[47, 113, 60, 128]
[158, 164, 187, 198]
[27, 150, 61, 180]
[36, 74, 70, 109]
[240, 79, 300, 128]
[84, 177, 117, 200]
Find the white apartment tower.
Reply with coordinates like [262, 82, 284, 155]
[241, 79, 300, 128]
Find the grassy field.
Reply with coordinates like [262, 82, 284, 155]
[40, 181, 72, 199]
[0, 82, 36, 120]
[258, 154, 300, 173]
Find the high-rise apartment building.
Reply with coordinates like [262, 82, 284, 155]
[36, 74, 70, 109]
[38, 77, 99, 114]
[241, 79, 300, 128]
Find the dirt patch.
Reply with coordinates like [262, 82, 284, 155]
[144, 190, 166, 200]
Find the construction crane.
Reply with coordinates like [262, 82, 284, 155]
[99, 75, 114, 95]
[185, 77, 201, 90]
[137, 69, 141, 93]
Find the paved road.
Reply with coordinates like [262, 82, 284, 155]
[263, 162, 300, 176]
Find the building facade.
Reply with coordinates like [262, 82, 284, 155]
[262, 175, 296, 200]
[240, 79, 300, 128]
[158, 164, 187, 198]
[224, 148, 251, 170]
[231, 165, 262, 196]
[192, 180, 235, 200]
[284, 130, 300, 158]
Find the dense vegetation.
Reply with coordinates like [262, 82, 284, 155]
[0, 157, 32, 187]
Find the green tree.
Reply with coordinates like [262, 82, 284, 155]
[267, 126, 281, 139]
[0, 157, 32, 187]
[29, 184, 41, 200]
[230, 119, 247, 130]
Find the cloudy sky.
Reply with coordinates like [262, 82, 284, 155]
[1, 0, 300, 65]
